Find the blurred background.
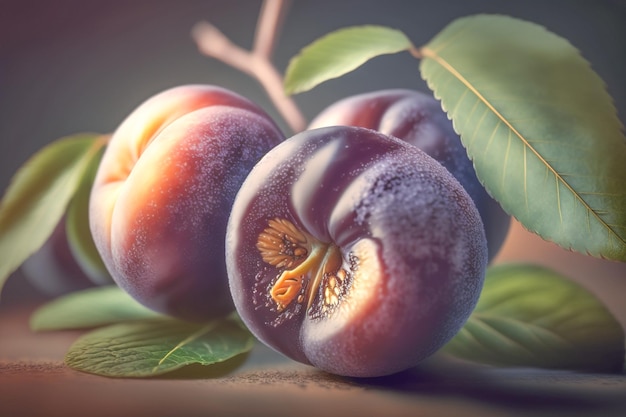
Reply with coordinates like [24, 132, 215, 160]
[1, 0, 625, 325]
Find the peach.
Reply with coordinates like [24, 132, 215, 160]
[89, 85, 284, 321]
[309, 89, 511, 260]
[226, 126, 488, 377]
[21, 217, 98, 297]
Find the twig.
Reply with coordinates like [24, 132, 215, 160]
[253, 0, 289, 58]
[191, 0, 306, 134]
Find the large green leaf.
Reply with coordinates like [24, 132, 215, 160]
[0, 134, 108, 294]
[65, 141, 112, 285]
[419, 14, 626, 261]
[65, 317, 255, 377]
[30, 286, 160, 331]
[442, 263, 625, 372]
[284, 25, 413, 95]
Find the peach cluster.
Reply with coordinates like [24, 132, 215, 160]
[81, 85, 508, 376]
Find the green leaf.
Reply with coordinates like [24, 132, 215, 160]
[30, 286, 160, 331]
[442, 263, 625, 372]
[0, 134, 108, 294]
[65, 317, 255, 377]
[65, 141, 112, 285]
[284, 25, 413, 95]
[419, 14, 626, 261]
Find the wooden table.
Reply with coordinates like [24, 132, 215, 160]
[1, 303, 625, 417]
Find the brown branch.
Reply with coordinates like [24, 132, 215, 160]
[253, 0, 290, 58]
[191, 0, 306, 134]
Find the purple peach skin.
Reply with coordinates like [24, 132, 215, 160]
[309, 89, 510, 261]
[226, 126, 488, 377]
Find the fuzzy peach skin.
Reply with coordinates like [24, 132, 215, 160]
[227, 126, 488, 377]
[89, 85, 284, 321]
[309, 89, 510, 261]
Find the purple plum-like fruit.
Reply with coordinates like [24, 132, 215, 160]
[309, 89, 510, 260]
[226, 126, 488, 377]
[21, 217, 96, 297]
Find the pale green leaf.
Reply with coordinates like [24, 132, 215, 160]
[30, 286, 160, 331]
[65, 142, 112, 285]
[65, 317, 254, 377]
[0, 134, 108, 294]
[442, 263, 625, 372]
[284, 25, 413, 95]
[419, 14, 626, 261]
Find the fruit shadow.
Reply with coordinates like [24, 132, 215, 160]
[344, 355, 626, 413]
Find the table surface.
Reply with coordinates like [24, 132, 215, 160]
[1, 304, 625, 417]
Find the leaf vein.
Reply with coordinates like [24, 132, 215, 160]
[152, 321, 219, 373]
[420, 47, 626, 247]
